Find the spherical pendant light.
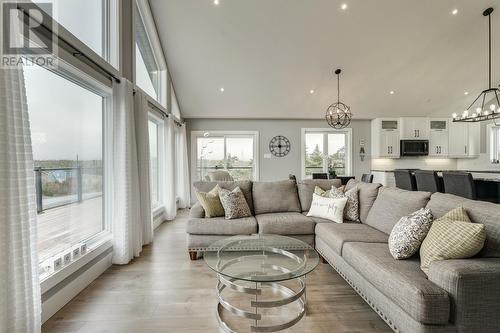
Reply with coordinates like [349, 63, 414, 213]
[325, 69, 352, 129]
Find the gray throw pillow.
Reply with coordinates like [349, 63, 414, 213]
[218, 187, 252, 219]
[388, 208, 433, 259]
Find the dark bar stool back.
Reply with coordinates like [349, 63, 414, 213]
[394, 170, 417, 191]
[415, 170, 441, 193]
[312, 173, 328, 179]
[442, 172, 477, 200]
[361, 174, 373, 183]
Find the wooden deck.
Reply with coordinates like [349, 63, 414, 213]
[42, 209, 391, 333]
[37, 197, 103, 262]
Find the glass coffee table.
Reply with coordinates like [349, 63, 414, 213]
[204, 234, 320, 333]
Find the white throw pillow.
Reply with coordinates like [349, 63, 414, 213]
[307, 194, 347, 223]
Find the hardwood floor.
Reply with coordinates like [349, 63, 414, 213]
[42, 209, 391, 333]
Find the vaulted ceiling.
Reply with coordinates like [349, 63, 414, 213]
[150, 0, 500, 119]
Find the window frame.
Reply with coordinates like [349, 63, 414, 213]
[301, 128, 353, 180]
[489, 124, 500, 163]
[27, 56, 113, 282]
[134, 0, 168, 107]
[148, 111, 165, 213]
[191, 131, 260, 182]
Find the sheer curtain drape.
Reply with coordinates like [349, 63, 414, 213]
[0, 67, 41, 332]
[112, 80, 152, 264]
[176, 124, 190, 208]
[163, 116, 177, 220]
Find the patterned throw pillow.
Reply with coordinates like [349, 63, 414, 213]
[307, 194, 347, 223]
[419, 207, 486, 274]
[388, 208, 433, 259]
[195, 185, 225, 218]
[330, 186, 360, 222]
[314, 186, 332, 197]
[218, 187, 252, 219]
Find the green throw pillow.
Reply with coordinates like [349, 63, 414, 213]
[195, 185, 225, 218]
[420, 207, 486, 274]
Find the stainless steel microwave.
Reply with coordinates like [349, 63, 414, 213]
[400, 140, 429, 156]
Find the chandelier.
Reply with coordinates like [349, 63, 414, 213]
[453, 7, 500, 123]
[326, 69, 352, 129]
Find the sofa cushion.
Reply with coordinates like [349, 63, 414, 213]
[426, 192, 500, 257]
[315, 223, 388, 255]
[342, 242, 450, 325]
[187, 216, 257, 235]
[297, 179, 342, 212]
[252, 180, 301, 214]
[193, 180, 254, 214]
[256, 212, 315, 235]
[345, 179, 382, 223]
[365, 187, 431, 234]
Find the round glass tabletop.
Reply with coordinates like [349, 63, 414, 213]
[204, 234, 320, 283]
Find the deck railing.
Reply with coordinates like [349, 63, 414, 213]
[34, 167, 102, 213]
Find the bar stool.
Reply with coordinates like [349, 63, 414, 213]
[415, 170, 441, 193]
[361, 174, 373, 183]
[442, 172, 477, 200]
[394, 170, 417, 191]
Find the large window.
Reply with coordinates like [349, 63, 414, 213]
[135, 0, 166, 106]
[148, 115, 163, 209]
[24, 63, 111, 276]
[35, 0, 119, 67]
[302, 129, 352, 179]
[193, 132, 258, 181]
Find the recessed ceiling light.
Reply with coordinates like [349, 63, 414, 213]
[464, 91, 469, 95]
[219, 87, 225, 92]
[389, 90, 395, 95]
[452, 9, 458, 15]
[341, 3, 348, 10]
[213, 0, 219, 5]
[310, 89, 315, 94]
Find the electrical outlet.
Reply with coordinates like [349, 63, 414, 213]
[72, 247, 81, 259]
[53, 257, 63, 271]
[63, 252, 72, 266]
[80, 243, 87, 255]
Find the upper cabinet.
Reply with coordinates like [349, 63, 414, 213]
[448, 122, 480, 158]
[400, 117, 430, 140]
[429, 119, 449, 157]
[371, 118, 400, 158]
[371, 117, 480, 160]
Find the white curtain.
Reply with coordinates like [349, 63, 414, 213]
[176, 124, 190, 208]
[112, 79, 148, 264]
[163, 116, 177, 220]
[0, 68, 41, 332]
[133, 91, 153, 245]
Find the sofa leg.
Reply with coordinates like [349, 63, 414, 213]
[320, 255, 328, 264]
[189, 251, 198, 260]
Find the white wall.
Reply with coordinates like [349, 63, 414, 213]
[186, 118, 372, 182]
[371, 157, 457, 171]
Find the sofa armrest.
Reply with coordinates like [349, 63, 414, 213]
[189, 202, 205, 219]
[428, 258, 500, 333]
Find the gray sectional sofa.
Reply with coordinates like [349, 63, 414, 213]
[187, 179, 500, 333]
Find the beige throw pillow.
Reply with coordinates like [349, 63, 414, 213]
[307, 194, 347, 223]
[419, 207, 486, 274]
[314, 185, 332, 197]
[195, 185, 225, 218]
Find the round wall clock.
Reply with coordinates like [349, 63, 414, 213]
[269, 135, 291, 157]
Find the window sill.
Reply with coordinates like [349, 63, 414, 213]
[40, 234, 112, 294]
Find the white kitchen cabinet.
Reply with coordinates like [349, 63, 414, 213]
[371, 118, 400, 158]
[400, 117, 429, 140]
[448, 121, 480, 158]
[429, 119, 449, 157]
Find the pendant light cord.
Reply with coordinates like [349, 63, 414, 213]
[489, 12, 492, 89]
[337, 72, 340, 104]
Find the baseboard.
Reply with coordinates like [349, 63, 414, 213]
[41, 252, 112, 323]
